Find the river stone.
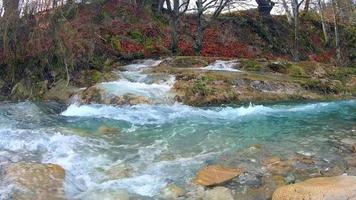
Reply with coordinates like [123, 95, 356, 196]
[161, 184, 186, 199]
[4, 162, 65, 200]
[204, 187, 234, 200]
[272, 176, 356, 200]
[194, 165, 243, 186]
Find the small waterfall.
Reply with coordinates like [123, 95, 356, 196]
[201, 60, 241, 72]
[73, 59, 176, 105]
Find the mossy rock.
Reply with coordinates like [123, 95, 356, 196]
[44, 80, 78, 102]
[170, 57, 209, 68]
[10, 80, 48, 100]
[240, 59, 265, 72]
[288, 64, 307, 77]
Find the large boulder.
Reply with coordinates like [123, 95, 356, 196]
[272, 176, 356, 200]
[194, 165, 244, 186]
[44, 79, 78, 102]
[3, 162, 65, 200]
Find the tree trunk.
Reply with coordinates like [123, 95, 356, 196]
[318, 0, 330, 46]
[292, 0, 300, 61]
[170, 0, 180, 54]
[304, 0, 310, 12]
[3, 0, 20, 18]
[170, 16, 179, 54]
[255, 0, 275, 17]
[194, 0, 204, 55]
[282, 0, 293, 24]
[331, 0, 341, 64]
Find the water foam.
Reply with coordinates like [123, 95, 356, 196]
[201, 60, 241, 72]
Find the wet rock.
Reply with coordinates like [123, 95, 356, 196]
[161, 184, 186, 199]
[320, 165, 345, 177]
[110, 94, 150, 105]
[3, 162, 65, 200]
[345, 155, 356, 168]
[45, 79, 78, 102]
[272, 176, 356, 200]
[352, 144, 356, 153]
[80, 86, 105, 104]
[204, 187, 234, 200]
[103, 164, 134, 180]
[262, 156, 293, 175]
[239, 175, 287, 200]
[194, 165, 244, 186]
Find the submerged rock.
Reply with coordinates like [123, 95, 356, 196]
[272, 176, 356, 200]
[161, 184, 186, 199]
[204, 187, 234, 200]
[3, 162, 65, 200]
[97, 125, 121, 135]
[194, 165, 244, 186]
[262, 156, 293, 175]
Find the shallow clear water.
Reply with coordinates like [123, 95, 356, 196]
[0, 100, 355, 198]
[0, 60, 355, 199]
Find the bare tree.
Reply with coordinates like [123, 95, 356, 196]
[291, 0, 304, 61]
[255, 0, 275, 17]
[281, 0, 293, 24]
[331, 0, 341, 64]
[166, 0, 190, 54]
[317, 0, 330, 45]
[3, 0, 20, 18]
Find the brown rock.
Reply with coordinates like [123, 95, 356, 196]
[272, 176, 356, 200]
[194, 165, 243, 186]
[4, 162, 65, 200]
[352, 144, 356, 153]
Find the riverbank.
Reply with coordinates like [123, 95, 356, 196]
[4, 57, 354, 106]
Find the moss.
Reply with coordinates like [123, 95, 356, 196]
[192, 76, 214, 96]
[240, 60, 264, 72]
[288, 64, 307, 77]
[128, 30, 144, 43]
[329, 67, 356, 84]
[110, 36, 122, 52]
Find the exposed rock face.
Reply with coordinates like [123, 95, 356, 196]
[204, 187, 234, 200]
[3, 162, 65, 200]
[194, 165, 244, 186]
[272, 176, 356, 200]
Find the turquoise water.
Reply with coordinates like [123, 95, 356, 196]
[0, 60, 355, 199]
[0, 100, 355, 198]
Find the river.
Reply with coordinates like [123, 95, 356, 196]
[0, 60, 355, 199]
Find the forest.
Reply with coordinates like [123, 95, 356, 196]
[0, 0, 354, 101]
